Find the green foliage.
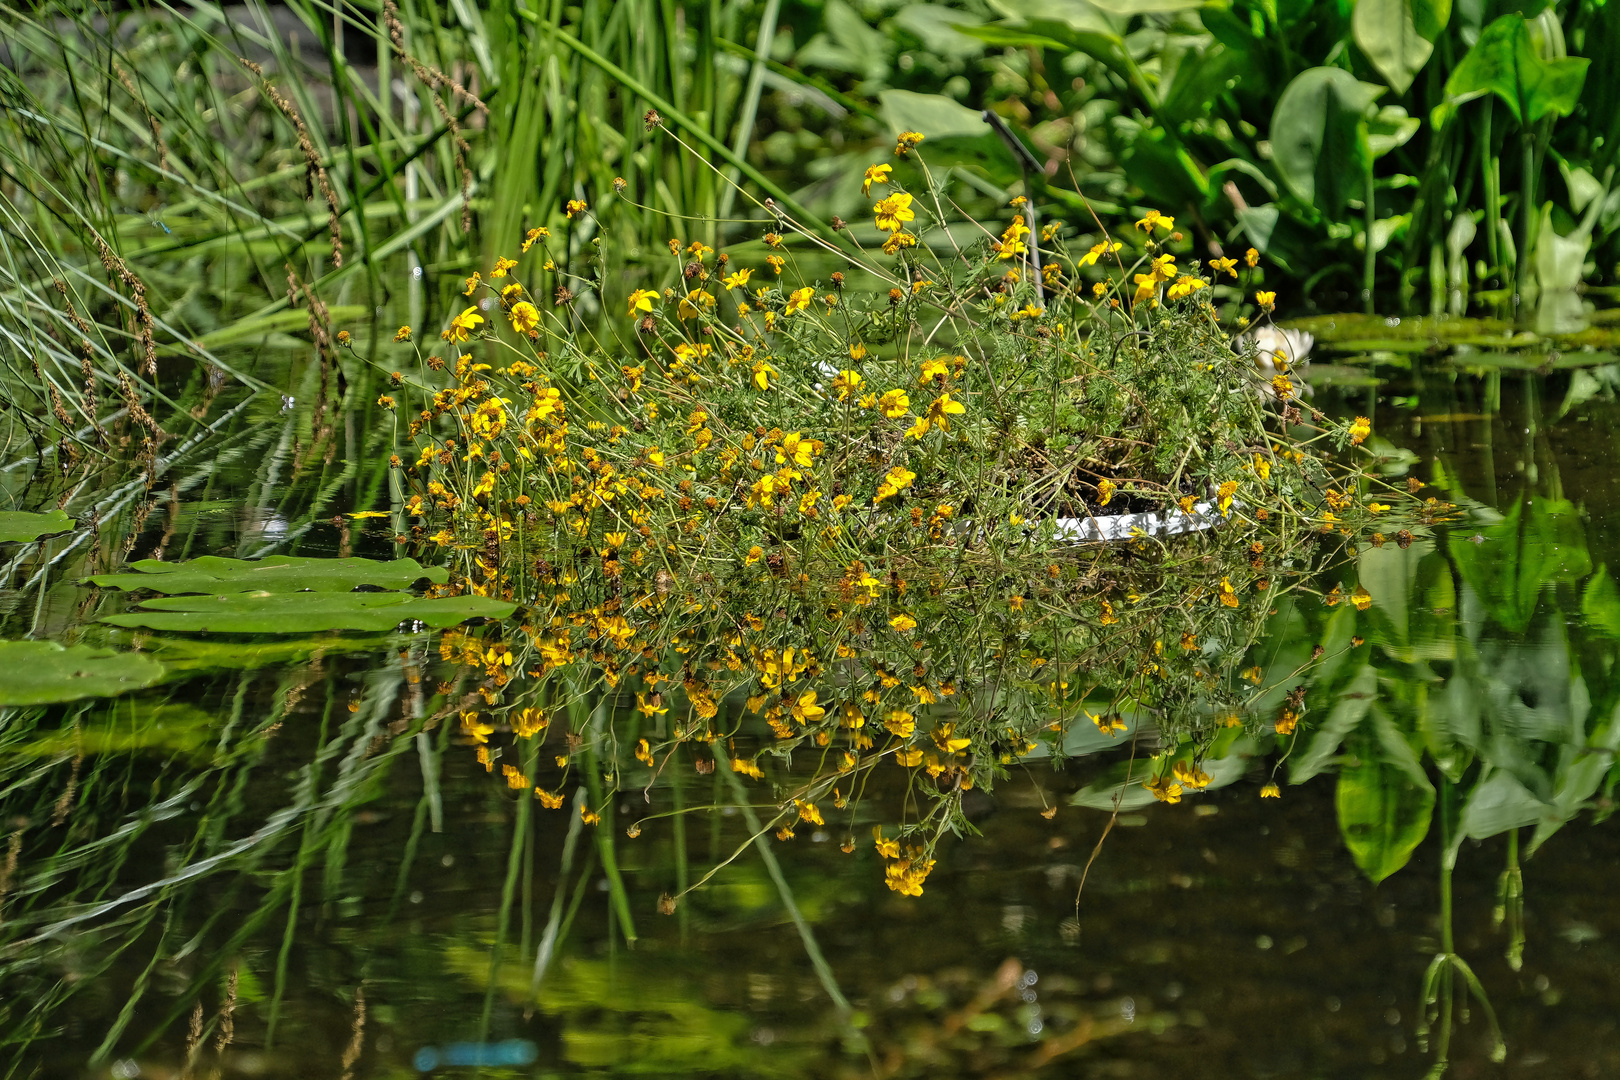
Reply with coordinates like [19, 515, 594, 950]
[0, 510, 73, 543]
[88, 555, 448, 595]
[0, 640, 165, 705]
[102, 589, 514, 634]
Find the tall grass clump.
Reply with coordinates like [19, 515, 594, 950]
[384, 132, 1425, 894]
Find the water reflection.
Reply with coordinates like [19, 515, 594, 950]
[2, 354, 1619, 1078]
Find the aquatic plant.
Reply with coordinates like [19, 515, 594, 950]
[386, 131, 1409, 895]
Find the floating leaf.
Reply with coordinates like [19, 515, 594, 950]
[102, 592, 516, 634]
[0, 640, 166, 705]
[0, 508, 73, 543]
[1353, 0, 1450, 95]
[87, 555, 449, 595]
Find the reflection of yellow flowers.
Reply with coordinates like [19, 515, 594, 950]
[509, 301, 540, 335]
[446, 306, 484, 342]
[1351, 586, 1373, 611]
[1145, 776, 1183, 803]
[873, 192, 915, 234]
[1172, 761, 1212, 790]
[791, 690, 826, 723]
[1261, 783, 1281, 798]
[1349, 416, 1372, 445]
[535, 788, 564, 809]
[627, 288, 656, 317]
[862, 163, 892, 196]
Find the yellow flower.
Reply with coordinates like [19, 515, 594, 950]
[890, 613, 917, 633]
[1260, 783, 1281, 799]
[394, 325, 411, 342]
[894, 130, 924, 156]
[1097, 478, 1116, 506]
[1367, 501, 1390, 513]
[777, 432, 815, 468]
[882, 231, 918, 255]
[913, 392, 965, 436]
[995, 217, 1030, 260]
[1132, 273, 1158, 305]
[795, 799, 824, 825]
[446, 306, 484, 343]
[766, 254, 786, 275]
[565, 198, 588, 218]
[1210, 256, 1238, 278]
[627, 288, 657, 317]
[1145, 776, 1183, 803]
[751, 358, 777, 391]
[722, 268, 753, 291]
[792, 690, 826, 723]
[873, 192, 915, 234]
[918, 356, 949, 383]
[785, 286, 814, 314]
[874, 829, 902, 858]
[1079, 240, 1122, 267]
[862, 162, 892, 196]
[896, 748, 924, 767]
[1217, 480, 1238, 517]
[885, 710, 916, 737]
[1172, 761, 1212, 790]
[490, 256, 518, 278]
[1351, 586, 1373, 611]
[1135, 209, 1175, 233]
[873, 465, 916, 505]
[1256, 290, 1276, 310]
[831, 369, 863, 402]
[522, 226, 549, 252]
[877, 389, 910, 418]
[535, 788, 564, 808]
[1166, 275, 1207, 300]
[1349, 416, 1372, 445]
[745, 545, 763, 565]
[1218, 577, 1239, 608]
[1245, 247, 1260, 267]
[509, 301, 540, 335]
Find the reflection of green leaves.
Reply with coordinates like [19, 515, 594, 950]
[1294, 663, 1378, 783]
[1353, 0, 1450, 95]
[1359, 540, 1455, 661]
[0, 508, 73, 543]
[1444, 14, 1590, 126]
[1337, 731, 1436, 883]
[0, 640, 166, 705]
[1579, 564, 1620, 638]
[1270, 68, 1384, 217]
[102, 593, 515, 634]
[1449, 499, 1590, 633]
[88, 555, 449, 595]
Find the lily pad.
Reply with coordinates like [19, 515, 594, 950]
[0, 509, 74, 543]
[102, 591, 515, 633]
[87, 555, 449, 595]
[0, 640, 166, 705]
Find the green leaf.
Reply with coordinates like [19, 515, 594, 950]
[102, 592, 516, 634]
[1581, 564, 1620, 638]
[891, 6, 987, 59]
[1337, 749, 1436, 883]
[1445, 14, 1590, 125]
[1270, 68, 1385, 217]
[879, 90, 992, 139]
[1294, 663, 1379, 783]
[1353, 0, 1450, 95]
[87, 555, 449, 595]
[1457, 768, 1545, 842]
[0, 509, 73, 543]
[1088, 0, 1203, 11]
[1450, 498, 1590, 633]
[0, 640, 166, 705]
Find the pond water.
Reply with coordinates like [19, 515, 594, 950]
[3, 326, 1619, 1080]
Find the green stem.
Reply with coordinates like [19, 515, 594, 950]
[1364, 161, 1376, 314]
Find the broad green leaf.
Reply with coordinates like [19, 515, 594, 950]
[1294, 663, 1379, 783]
[1337, 749, 1435, 883]
[892, 6, 987, 59]
[1581, 564, 1620, 638]
[87, 555, 449, 595]
[1444, 14, 1590, 125]
[1088, 0, 1203, 12]
[1367, 106, 1421, 158]
[1270, 67, 1385, 217]
[1449, 498, 1590, 633]
[0, 640, 166, 705]
[1353, 0, 1450, 95]
[1457, 768, 1545, 842]
[102, 592, 516, 633]
[879, 89, 992, 139]
[0, 508, 73, 543]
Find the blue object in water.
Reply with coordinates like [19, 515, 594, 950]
[413, 1039, 538, 1071]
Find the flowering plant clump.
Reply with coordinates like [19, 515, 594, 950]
[382, 136, 1420, 897]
